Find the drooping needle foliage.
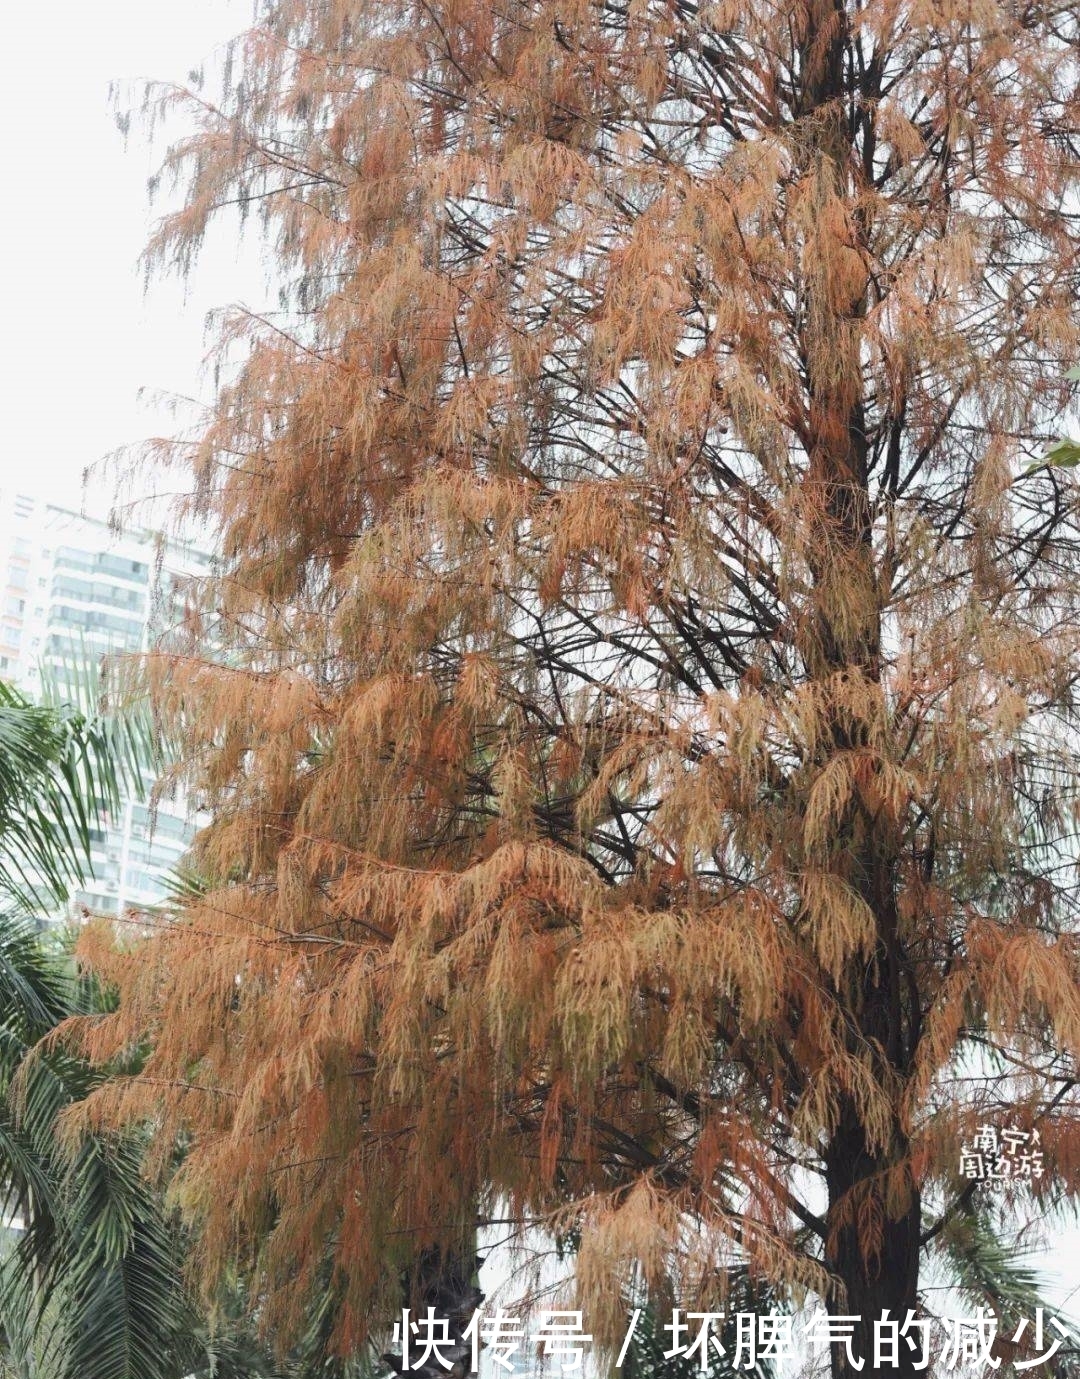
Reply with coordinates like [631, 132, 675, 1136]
[59, 1, 1080, 1374]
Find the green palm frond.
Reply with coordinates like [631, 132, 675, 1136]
[0, 667, 207, 1379]
[46, 1135, 197, 1379]
[0, 917, 69, 1048]
[930, 1204, 1074, 1334]
[0, 662, 157, 913]
[160, 862, 211, 907]
[0, 681, 91, 912]
[0, 945, 202, 1379]
[37, 646, 164, 806]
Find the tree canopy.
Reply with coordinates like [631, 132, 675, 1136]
[66, 0, 1080, 1373]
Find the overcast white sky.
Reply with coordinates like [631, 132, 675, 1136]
[3, 0, 266, 523]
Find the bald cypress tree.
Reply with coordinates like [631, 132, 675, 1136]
[68, 1, 1080, 1373]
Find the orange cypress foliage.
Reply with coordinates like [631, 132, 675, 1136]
[64, 0, 1080, 1372]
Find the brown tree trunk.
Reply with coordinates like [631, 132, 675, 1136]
[796, 4, 923, 1370]
[383, 1244, 484, 1379]
[824, 1111, 922, 1377]
[817, 802, 921, 1374]
[817, 835, 923, 1373]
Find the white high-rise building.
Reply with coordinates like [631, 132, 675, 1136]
[0, 490, 211, 917]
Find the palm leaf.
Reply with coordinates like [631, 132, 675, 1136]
[930, 1204, 1078, 1344]
[0, 668, 206, 1379]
